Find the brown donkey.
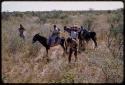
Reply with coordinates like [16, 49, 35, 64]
[65, 37, 78, 63]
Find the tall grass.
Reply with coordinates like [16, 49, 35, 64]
[2, 9, 123, 83]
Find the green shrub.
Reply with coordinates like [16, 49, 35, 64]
[60, 71, 75, 83]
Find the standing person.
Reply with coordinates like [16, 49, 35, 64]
[18, 24, 26, 40]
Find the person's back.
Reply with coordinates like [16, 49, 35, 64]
[70, 30, 78, 40]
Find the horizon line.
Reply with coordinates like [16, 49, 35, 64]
[2, 8, 123, 12]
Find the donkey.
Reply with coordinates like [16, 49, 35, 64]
[65, 37, 78, 63]
[78, 29, 97, 50]
[32, 33, 65, 58]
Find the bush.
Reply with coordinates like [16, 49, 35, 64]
[83, 15, 96, 31]
[60, 71, 75, 83]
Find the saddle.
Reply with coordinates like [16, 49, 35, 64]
[48, 35, 61, 47]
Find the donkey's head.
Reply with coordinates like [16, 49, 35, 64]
[32, 33, 40, 43]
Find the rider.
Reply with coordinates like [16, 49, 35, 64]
[64, 26, 71, 34]
[80, 26, 89, 37]
[48, 25, 60, 46]
[52, 25, 60, 36]
[63, 25, 78, 40]
[70, 26, 78, 40]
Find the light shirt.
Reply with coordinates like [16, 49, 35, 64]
[70, 31, 78, 39]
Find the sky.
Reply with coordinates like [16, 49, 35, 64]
[2, 1, 124, 12]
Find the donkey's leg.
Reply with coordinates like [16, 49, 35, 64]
[78, 41, 80, 53]
[78, 40, 81, 49]
[60, 44, 66, 57]
[60, 39, 66, 56]
[78, 40, 82, 52]
[69, 48, 73, 63]
[46, 48, 48, 56]
[74, 49, 77, 62]
[65, 43, 68, 54]
[92, 36, 97, 48]
[46, 48, 50, 62]
[80, 40, 82, 47]
[82, 40, 86, 51]
[60, 43, 65, 52]
[65, 42, 69, 54]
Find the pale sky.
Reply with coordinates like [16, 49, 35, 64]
[2, 1, 124, 12]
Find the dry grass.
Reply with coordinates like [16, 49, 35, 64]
[2, 10, 123, 83]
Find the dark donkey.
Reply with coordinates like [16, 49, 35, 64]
[65, 37, 78, 63]
[32, 33, 65, 58]
[78, 28, 97, 50]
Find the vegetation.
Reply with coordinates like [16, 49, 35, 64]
[2, 9, 123, 83]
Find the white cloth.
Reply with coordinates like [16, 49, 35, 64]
[70, 31, 78, 39]
[52, 27, 60, 35]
